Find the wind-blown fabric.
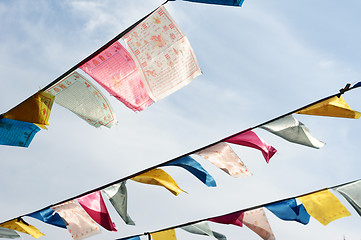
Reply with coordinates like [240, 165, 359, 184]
[209, 211, 244, 227]
[0, 227, 21, 239]
[181, 222, 227, 240]
[265, 199, 310, 225]
[103, 181, 135, 225]
[260, 115, 325, 149]
[178, 0, 245, 6]
[196, 142, 252, 177]
[163, 156, 216, 187]
[297, 96, 361, 119]
[150, 229, 177, 240]
[45, 72, 116, 128]
[123, 6, 201, 102]
[334, 180, 361, 216]
[0, 118, 40, 147]
[80, 41, 153, 112]
[3, 91, 54, 129]
[28, 208, 67, 229]
[118, 237, 141, 240]
[131, 168, 184, 196]
[51, 200, 101, 240]
[242, 208, 275, 240]
[0, 219, 44, 239]
[77, 191, 117, 232]
[298, 189, 351, 225]
[224, 130, 277, 163]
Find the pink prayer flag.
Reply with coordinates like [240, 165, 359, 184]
[242, 208, 275, 240]
[80, 41, 153, 111]
[209, 211, 244, 227]
[225, 130, 277, 163]
[77, 191, 117, 232]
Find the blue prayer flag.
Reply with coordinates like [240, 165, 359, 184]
[353, 82, 361, 89]
[28, 208, 67, 229]
[163, 156, 216, 187]
[117, 237, 141, 240]
[179, 0, 244, 7]
[265, 199, 310, 225]
[0, 118, 40, 147]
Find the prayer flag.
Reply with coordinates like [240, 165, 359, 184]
[131, 168, 184, 196]
[123, 6, 201, 101]
[45, 72, 116, 128]
[51, 200, 101, 240]
[196, 142, 252, 177]
[242, 208, 275, 240]
[334, 180, 361, 216]
[3, 91, 54, 128]
[0, 219, 44, 239]
[298, 189, 351, 225]
[297, 96, 361, 119]
[265, 199, 310, 225]
[0, 227, 21, 239]
[179, 0, 245, 6]
[150, 229, 177, 240]
[77, 191, 117, 232]
[260, 115, 325, 149]
[118, 237, 141, 240]
[181, 222, 227, 240]
[163, 156, 216, 187]
[353, 82, 361, 89]
[209, 211, 244, 227]
[0, 118, 40, 147]
[80, 42, 153, 112]
[28, 208, 67, 229]
[224, 130, 277, 163]
[103, 181, 135, 225]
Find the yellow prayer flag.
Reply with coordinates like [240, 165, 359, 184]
[298, 189, 351, 225]
[296, 96, 361, 119]
[151, 229, 177, 240]
[3, 91, 55, 128]
[131, 168, 184, 196]
[0, 219, 45, 239]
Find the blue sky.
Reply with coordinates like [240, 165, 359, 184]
[1, 0, 361, 239]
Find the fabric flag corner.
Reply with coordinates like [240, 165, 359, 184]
[28, 208, 67, 229]
[333, 180, 361, 216]
[0, 118, 40, 147]
[196, 142, 252, 178]
[0, 218, 44, 239]
[209, 210, 244, 227]
[260, 114, 325, 149]
[297, 96, 361, 119]
[77, 191, 117, 232]
[224, 130, 277, 163]
[242, 208, 275, 240]
[163, 156, 216, 187]
[265, 199, 310, 225]
[298, 189, 351, 226]
[131, 168, 185, 196]
[150, 229, 177, 240]
[181, 222, 227, 240]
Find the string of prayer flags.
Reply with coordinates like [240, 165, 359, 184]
[51, 200, 101, 240]
[333, 180, 361, 216]
[0, 227, 21, 239]
[123, 6, 201, 102]
[77, 191, 117, 232]
[80, 41, 153, 112]
[45, 72, 116, 128]
[209, 210, 244, 227]
[163, 156, 217, 187]
[298, 189, 351, 226]
[181, 222, 227, 240]
[0, 118, 40, 147]
[265, 199, 310, 225]
[242, 208, 275, 240]
[260, 115, 325, 149]
[178, 0, 245, 7]
[27, 208, 67, 229]
[224, 130, 277, 163]
[131, 168, 185, 196]
[0, 218, 44, 239]
[2, 91, 54, 129]
[196, 142, 252, 178]
[103, 181, 136, 225]
[297, 96, 361, 119]
[150, 229, 177, 240]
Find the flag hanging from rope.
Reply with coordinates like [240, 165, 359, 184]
[0, 118, 40, 147]
[28, 208, 67, 229]
[334, 180, 361, 216]
[265, 199, 310, 225]
[150, 229, 177, 240]
[0, 219, 44, 239]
